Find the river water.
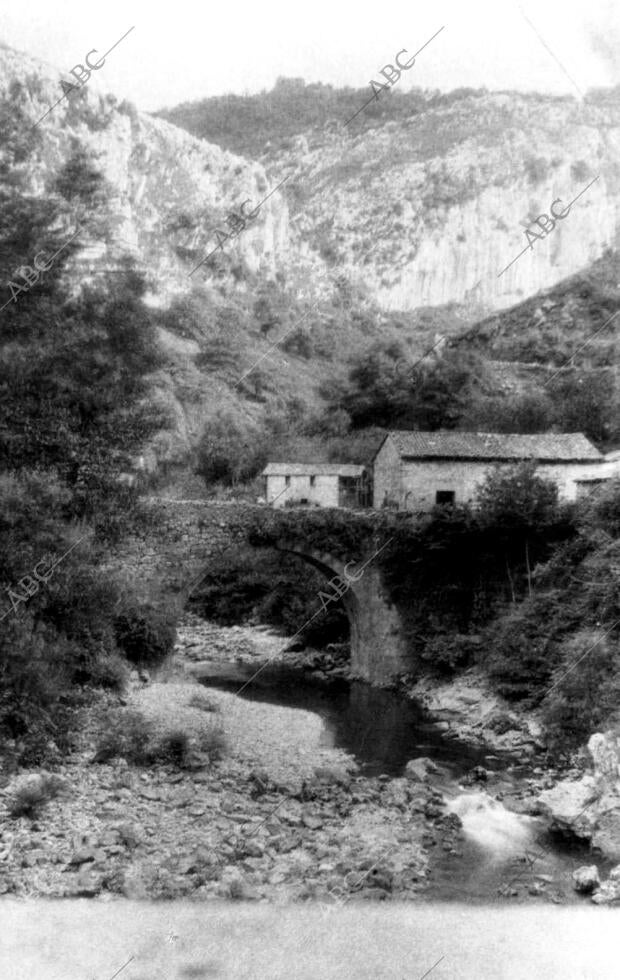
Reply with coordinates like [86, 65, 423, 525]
[198, 662, 599, 904]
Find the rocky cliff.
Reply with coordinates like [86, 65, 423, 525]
[0, 42, 296, 306]
[165, 84, 620, 315]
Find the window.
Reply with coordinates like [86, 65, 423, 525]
[285, 475, 291, 486]
[309, 475, 316, 487]
[435, 490, 455, 505]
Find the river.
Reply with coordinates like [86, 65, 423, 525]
[197, 660, 599, 904]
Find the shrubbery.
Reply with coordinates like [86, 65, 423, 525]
[541, 630, 620, 752]
[114, 603, 177, 667]
[93, 708, 227, 767]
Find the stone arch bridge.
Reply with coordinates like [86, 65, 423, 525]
[115, 499, 409, 685]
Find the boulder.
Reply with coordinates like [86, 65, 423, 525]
[538, 732, 620, 861]
[404, 757, 438, 782]
[572, 865, 600, 894]
[588, 732, 620, 787]
[592, 865, 620, 905]
[537, 775, 598, 840]
[591, 807, 620, 863]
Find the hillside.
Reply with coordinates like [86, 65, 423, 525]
[160, 80, 620, 314]
[453, 247, 620, 371]
[2, 46, 620, 475]
[0, 45, 412, 471]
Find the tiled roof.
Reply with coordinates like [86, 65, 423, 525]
[262, 463, 366, 477]
[383, 431, 603, 463]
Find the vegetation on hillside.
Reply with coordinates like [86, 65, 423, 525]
[156, 77, 595, 161]
[0, 96, 177, 763]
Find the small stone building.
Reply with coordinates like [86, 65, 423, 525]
[373, 430, 614, 511]
[262, 463, 369, 509]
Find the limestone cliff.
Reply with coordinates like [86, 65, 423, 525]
[0, 42, 294, 305]
[263, 93, 620, 315]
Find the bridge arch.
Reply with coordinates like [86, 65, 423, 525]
[269, 539, 410, 685]
[115, 500, 410, 687]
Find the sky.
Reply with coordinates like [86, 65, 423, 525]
[0, 0, 618, 112]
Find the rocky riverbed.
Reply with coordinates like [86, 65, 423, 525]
[1, 615, 618, 906]
[0, 619, 455, 902]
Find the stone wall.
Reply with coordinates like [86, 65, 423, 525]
[105, 500, 263, 612]
[106, 499, 411, 686]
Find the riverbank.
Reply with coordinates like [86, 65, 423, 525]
[0, 617, 454, 902]
[0, 616, 607, 905]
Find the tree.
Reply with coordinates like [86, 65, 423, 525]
[548, 371, 617, 444]
[476, 462, 559, 531]
[195, 412, 266, 486]
[476, 462, 562, 599]
[331, 343, 479, 431]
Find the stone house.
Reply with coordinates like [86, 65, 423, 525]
[262, 463, 370, 509]
[372, 430, 618, 511]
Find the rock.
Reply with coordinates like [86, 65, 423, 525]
[591, 808, 620, 861]
[538, 741, 620, 862]
[382, 778, 409, 809]
[588, 732, 620, 785]
[301, 811, 324, 830]
[538, 775, 598, 840]
[114, 822, 142, 849]
[404, 758, 438, 782]
[572, 865, 600, 894]
[74, 868, 103, 897]
[486, 712, 520, 735]
[468, 766, 488, 784]
[424, 802, 443, 819]
[67, 848, 97, 866]
[313, 766, 351, 788]
[591, 867, 620, 905]
[528, 882, 546, 896]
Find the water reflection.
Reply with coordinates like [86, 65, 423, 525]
[197, 665, 491, 777]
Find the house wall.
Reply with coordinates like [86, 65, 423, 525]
[266, 474, 339, 508]
[391, 459, 608, 511]
[373, 437, 403, 508]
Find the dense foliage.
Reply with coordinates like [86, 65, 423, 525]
[0, 98, 176, 761]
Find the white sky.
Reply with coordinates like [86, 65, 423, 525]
[0, 0, 618, 111]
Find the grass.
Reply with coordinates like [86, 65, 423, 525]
[92, 706, 227, 767]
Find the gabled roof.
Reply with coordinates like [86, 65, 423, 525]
[379, 430, 603, 463]
[262, 462, 366, 477]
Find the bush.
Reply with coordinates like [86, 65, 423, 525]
[8, 772, 67, 818]
[479, 593, 569, 702]
[196, 724, 228, 763]
[0, 615, 77, 752]
[418, 633, 479, 674]
[476, 462, 560, 531]
[195, 412, 267, 486]
[579, 479, 620, 538]
[93, 709, 155, 764]
[541, 630, 620, 751]
[93, 709, 227, 767]
[153, 729, 191, 765]
[114, 603, 176, 667]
